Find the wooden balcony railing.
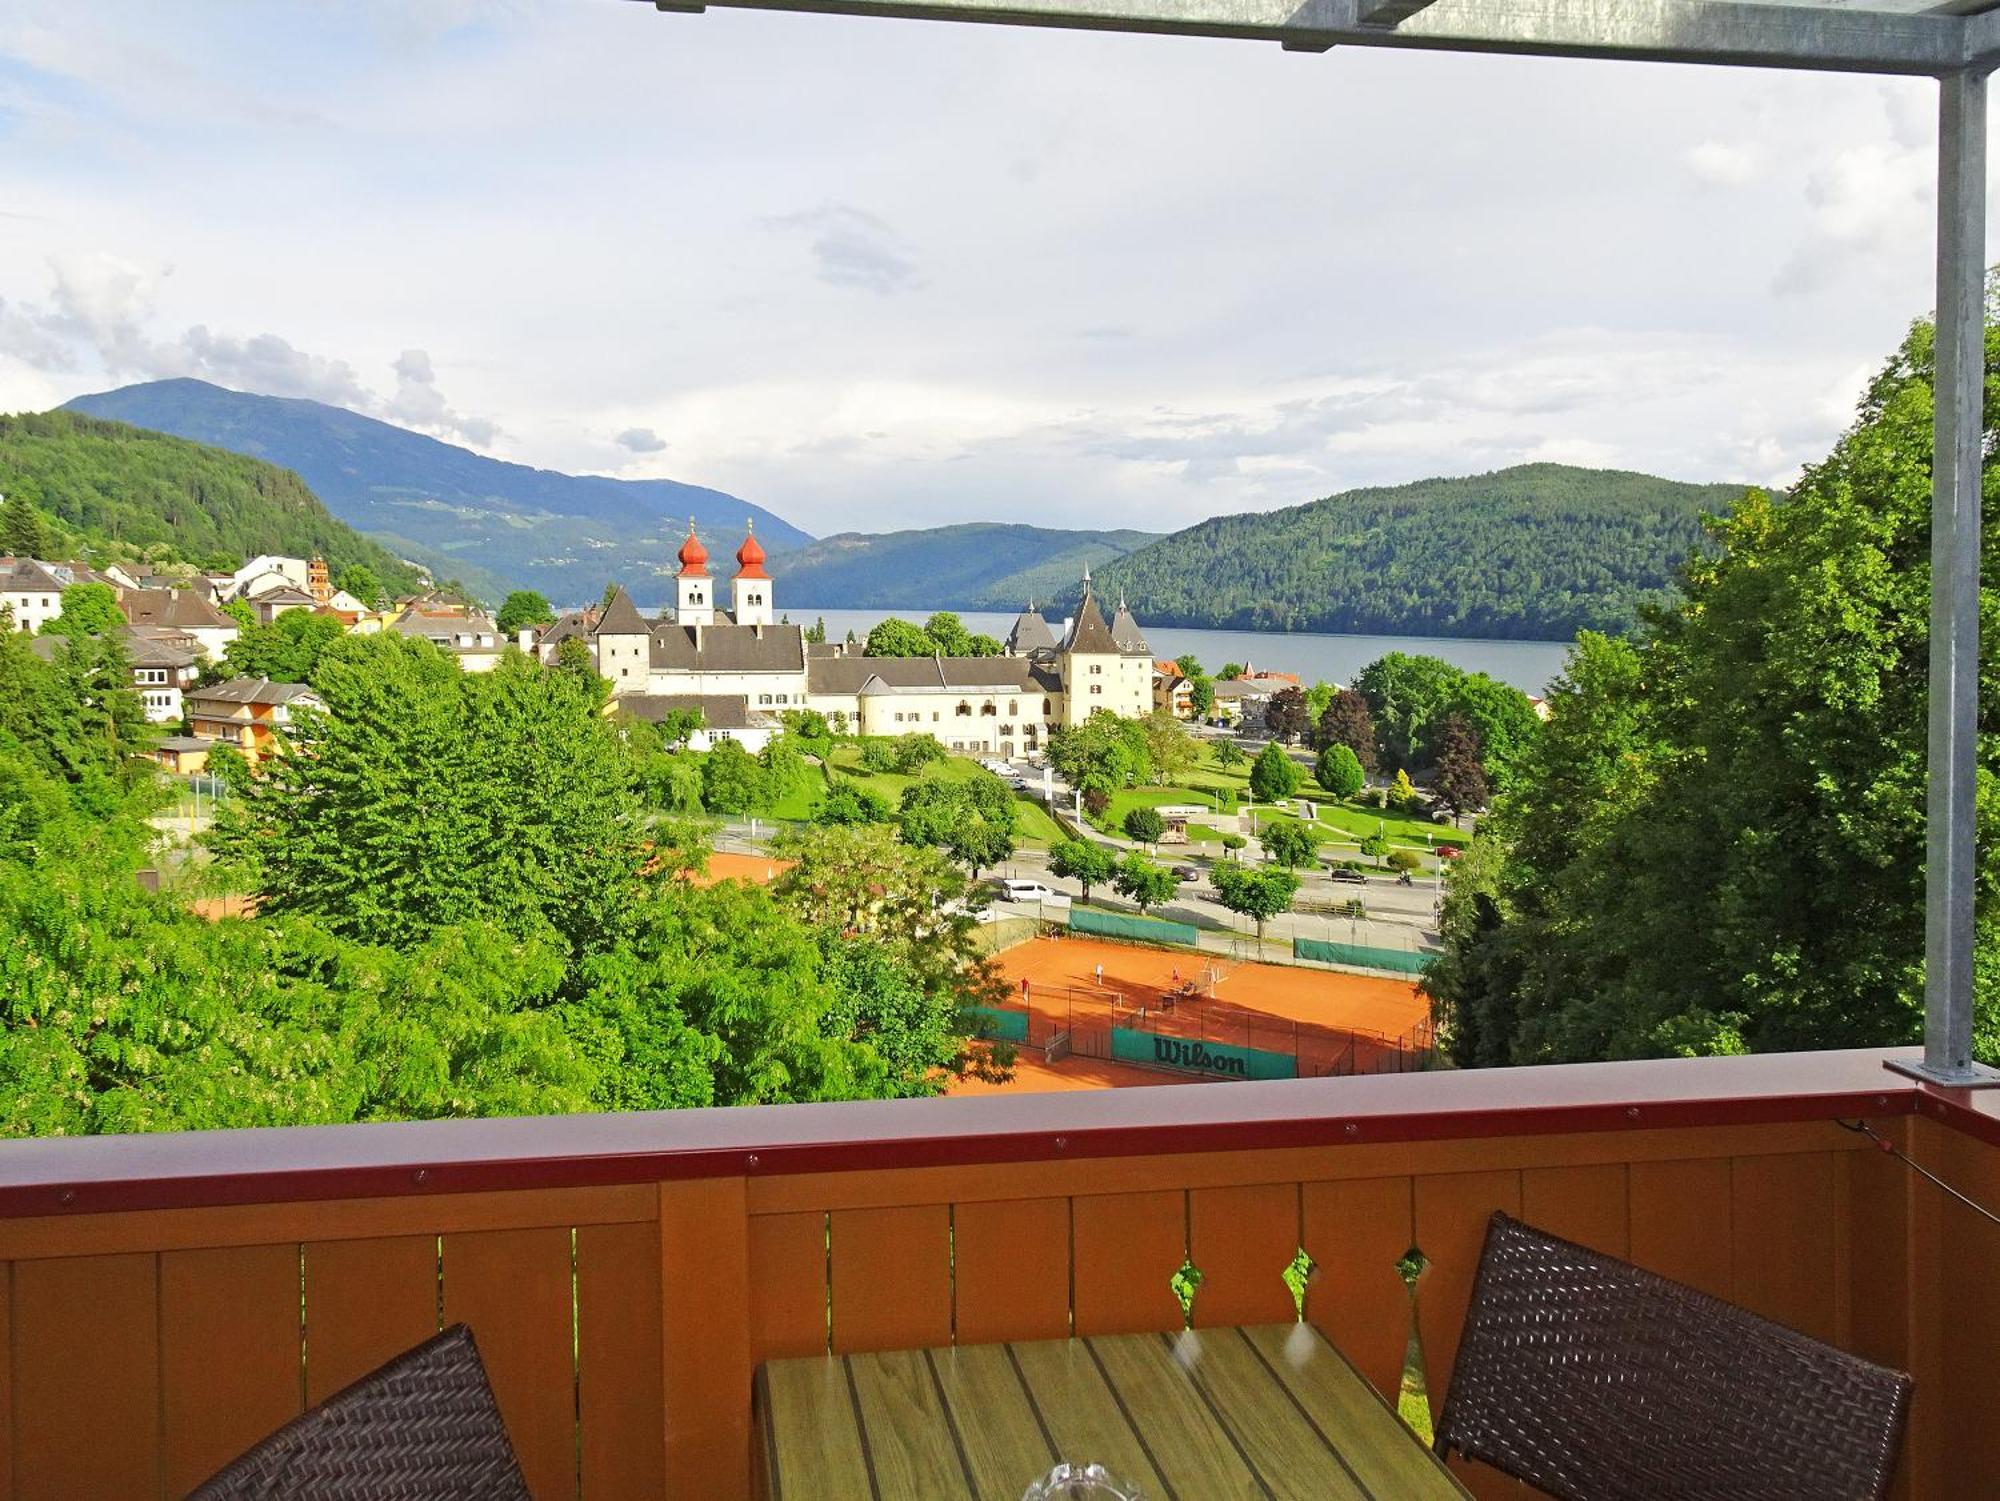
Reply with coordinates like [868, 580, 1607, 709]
[0, 1048, 1994, 1500]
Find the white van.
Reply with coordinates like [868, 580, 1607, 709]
[997, 878, 1070, 905]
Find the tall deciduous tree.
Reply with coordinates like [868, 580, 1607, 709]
[1211, 862, 1299, 942]
[42, 582, 123, 640]
[1265, 685, 1310, 744]
[496, 589, 556, 636]
[1314, 689, 1379, 773]
[1433, 713, 1489, 818]
[222, 609, 348, 683]
[1261, 818, 1317, 869]
[1049, 838, 1115, 903]
[1112, 853, 1180, 915]
[865, 617, 937, 657]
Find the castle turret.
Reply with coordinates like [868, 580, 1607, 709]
[673, 520, 714, 627]
[731, 521, 772, 627]
[1058, 571, 1123, 727]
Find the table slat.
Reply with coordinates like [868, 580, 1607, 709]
[1240, 1324, 1468, 1498]
[758, 1323, 1469, 1501]
[849, 1348, 975, 1498]
[926, 1344, 1061, 1497]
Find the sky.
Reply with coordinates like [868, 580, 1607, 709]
[0, 0, 1980, 537]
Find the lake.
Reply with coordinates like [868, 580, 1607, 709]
[787, 608, 1572, 695]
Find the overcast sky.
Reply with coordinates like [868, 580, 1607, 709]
[0, 0, 1980, 536]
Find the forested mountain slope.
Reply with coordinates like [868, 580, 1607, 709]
[1081, 464, 1750, 640]
[775, 523, 1160, 610]
[0, 410, 426, 593]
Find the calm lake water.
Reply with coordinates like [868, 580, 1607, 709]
[788, 609, 1572, 695]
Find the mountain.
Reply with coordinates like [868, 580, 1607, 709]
[772, 523, 1161, 612]
[63, 379, 812, 607]
[1076, 463, 1750, 641]
[0, 410, 427, 595]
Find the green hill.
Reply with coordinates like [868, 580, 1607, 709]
[775, 523, 1161, 610]
[0, 410, 428, 594]
[1078, 463, 1749, 640]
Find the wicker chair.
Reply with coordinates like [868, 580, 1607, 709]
[186, 1323, 531, 1501]
[1435, 1212, 1911, 1501]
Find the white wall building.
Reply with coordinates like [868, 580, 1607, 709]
[540, 522, 1153, 750]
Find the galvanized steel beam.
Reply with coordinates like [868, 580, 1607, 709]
[637, 0, 1968, 75]
[1892, 68, 2000, 1089]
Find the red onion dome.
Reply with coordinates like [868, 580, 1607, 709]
[676, 522, 709, 577]
[734, 524, 769, 579]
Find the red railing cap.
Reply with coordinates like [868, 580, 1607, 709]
[0, 1047, 1946, 1219]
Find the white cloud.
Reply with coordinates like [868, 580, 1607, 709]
[765, 204, 922, 296]
[1684, 141, 1759, 186]
[615, 426, 668, 453]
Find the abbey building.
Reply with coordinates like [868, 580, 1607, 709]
[538, 523, 1152, 754]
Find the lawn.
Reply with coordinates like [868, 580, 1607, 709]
[1094, 741, 1462, 860]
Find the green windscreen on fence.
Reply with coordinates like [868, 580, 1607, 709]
[1293, 938, 1434, 975]
[1111, 1026, 1296, 1080]
[966, 1005, 1029, 1042]
[1071, 907, 1200, 948]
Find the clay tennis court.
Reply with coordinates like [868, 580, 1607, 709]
[992, 935, 1432, 1082]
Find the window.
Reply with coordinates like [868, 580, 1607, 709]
[980, 702, 996, 716]
[1090, 664, 1102, 675]
[1008, 701, 1017, 715]
[956, 702, 972, 717]
[1090, 685, 1102, 695]
[1042, 699, 1052, 715]
[759, 694, 773, 705]
[932, 712, 940, 722]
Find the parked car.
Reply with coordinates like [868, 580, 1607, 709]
[1330, 868, 1369, 885]
[996, 878, 1070, 905]
[1436, 845, 1464, 860]
[1170, 865, 1201, 881]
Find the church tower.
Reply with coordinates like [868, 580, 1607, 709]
[731, 521, 773, 627]
[673, 520, 713, 627]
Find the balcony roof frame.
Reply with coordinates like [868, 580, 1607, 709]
[636, 0, 1998, 1087]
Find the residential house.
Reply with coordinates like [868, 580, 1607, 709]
[118, 588, 239, 662]
[616, 693, 775, 752]
[1152, 660, 1195, 718]
[186, 677, 322, 763]
[122, 627, 203, 724]
[226, 555, 312, 602]
[388, 606, 505, 671]
[1, 558, 118, 634]
[152, 736, 212, 775]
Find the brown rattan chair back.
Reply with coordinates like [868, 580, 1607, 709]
[185, 1323, 531, 1501]
[1435, 1212, 1911, 1501]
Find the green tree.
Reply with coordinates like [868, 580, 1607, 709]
[1387, 768, 1420, 813]
[701, 739, 768, 814]
[222, 609, 348, 683]
[1047, 710, 1151, 794]
[210, 637, 647, 963]
[899, 772, 1016, 876]
[1214, 739, 1246, 770]
[1123, 806, 1166, 843]
[1175, 653, 1203, 678]
[1448, 673, 1541, 791]
[865, 617, 937, 657]
[1249, 742, 1302, 802]
[1219, 663, 1244, 680]
[42, 582, 123, 639]
[860, 737, 899, 772]
[1112, 853, 1180, 915]
[335, 564, 385, 611]
[1261, 819, 1317, 869]
[1315, 743, 1366, 798]
[1189, 675, 1215, 718]
[1, 489, 50, 557]
[1211, 863, 1299, 942]
[1048, 838, 1115, 903]
[817, 779, 891, 825]
[496, 589, 556, 636]
[1140, 710, 1197, 786]
[1387, 848, 1423, 874]
[222, 597, 256, 631]
[1356, 653, 1466, 770]
[805, 617, 827, 645]
[1360, 830, 1392, 867]
[893, 732, 947, 773]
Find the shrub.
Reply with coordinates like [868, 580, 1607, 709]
[1082, 787, 1111, 819]
[1315, 743, 1366, 799]
[859, 738, 897, 773]
[1220, 832, 1248, 852]
[1387, 848, 1423, 873]
[894, 733, 947, 774]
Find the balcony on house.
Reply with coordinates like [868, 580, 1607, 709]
[0, 1046, 1994, 1500]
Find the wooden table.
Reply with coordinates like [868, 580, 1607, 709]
[754, 1322, 1471, 1499]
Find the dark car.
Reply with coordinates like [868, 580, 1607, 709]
[1330, 868, 1369, 884]
[1170, 865, 1200, 881]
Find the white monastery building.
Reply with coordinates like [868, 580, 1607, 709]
[539, 523, 1153, 754]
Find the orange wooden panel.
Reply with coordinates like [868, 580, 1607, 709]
[661, 1178, 754, 1501]
[1730, 1152, 1838, 1343]
[1628, 1158, 1732, 1299]
[162, 1243, 304, 1496]
[12, 1252, 160, 1501]
[444, 1226, 576, 1501]
[829, 1203, 950, 1354]
[952, 1197, 1071, 1344]
[1934, 1120, 2000, 1490]
[747, 1212, 827, 1361]
[1189, 1182, 1298, 1328]
[305, 1234, 439, 1402]
[1412, 1170, 1520, 1417]
[1071, 1189, 1185, 1336]
[0, 1262, 11, 1501]
[578, 1221, 665, 1501]
[1520, 1163, 1628, 1257]
[1302, 1176, 1415, 1403]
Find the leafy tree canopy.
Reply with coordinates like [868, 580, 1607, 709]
[496, 589, 556, 636]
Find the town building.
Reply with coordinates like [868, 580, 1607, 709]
[1152, 660, 1195, 719]
[541, 524, 1153, 755]
[119, 587, 240, 661]
[123, 628, 204, 723]
[1, 558, 120, 635]
[387, 606, 505, 671]
[186, 677, 323, 763]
